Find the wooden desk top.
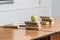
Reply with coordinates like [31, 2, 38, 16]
[0, 28, 54, 40]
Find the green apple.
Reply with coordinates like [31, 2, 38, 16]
[31, 15, 37, 22]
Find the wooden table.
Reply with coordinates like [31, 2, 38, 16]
[0, 28, 54, 40]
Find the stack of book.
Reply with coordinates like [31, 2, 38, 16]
[24, 21, 39, 30]
[40, 16, 52, 25]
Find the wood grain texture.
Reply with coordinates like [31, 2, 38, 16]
[50, 32, 60, 40]
[0, 28, 53, 40]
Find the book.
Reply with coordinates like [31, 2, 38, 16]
[3, 23, 26, 29]
[40, 17, 52, 21]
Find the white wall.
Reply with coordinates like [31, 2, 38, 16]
[0, 0, 39, 11]
[0, 0, 52, 11]
[0, 0, 52, 25]
[52, 0, 60, 17]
